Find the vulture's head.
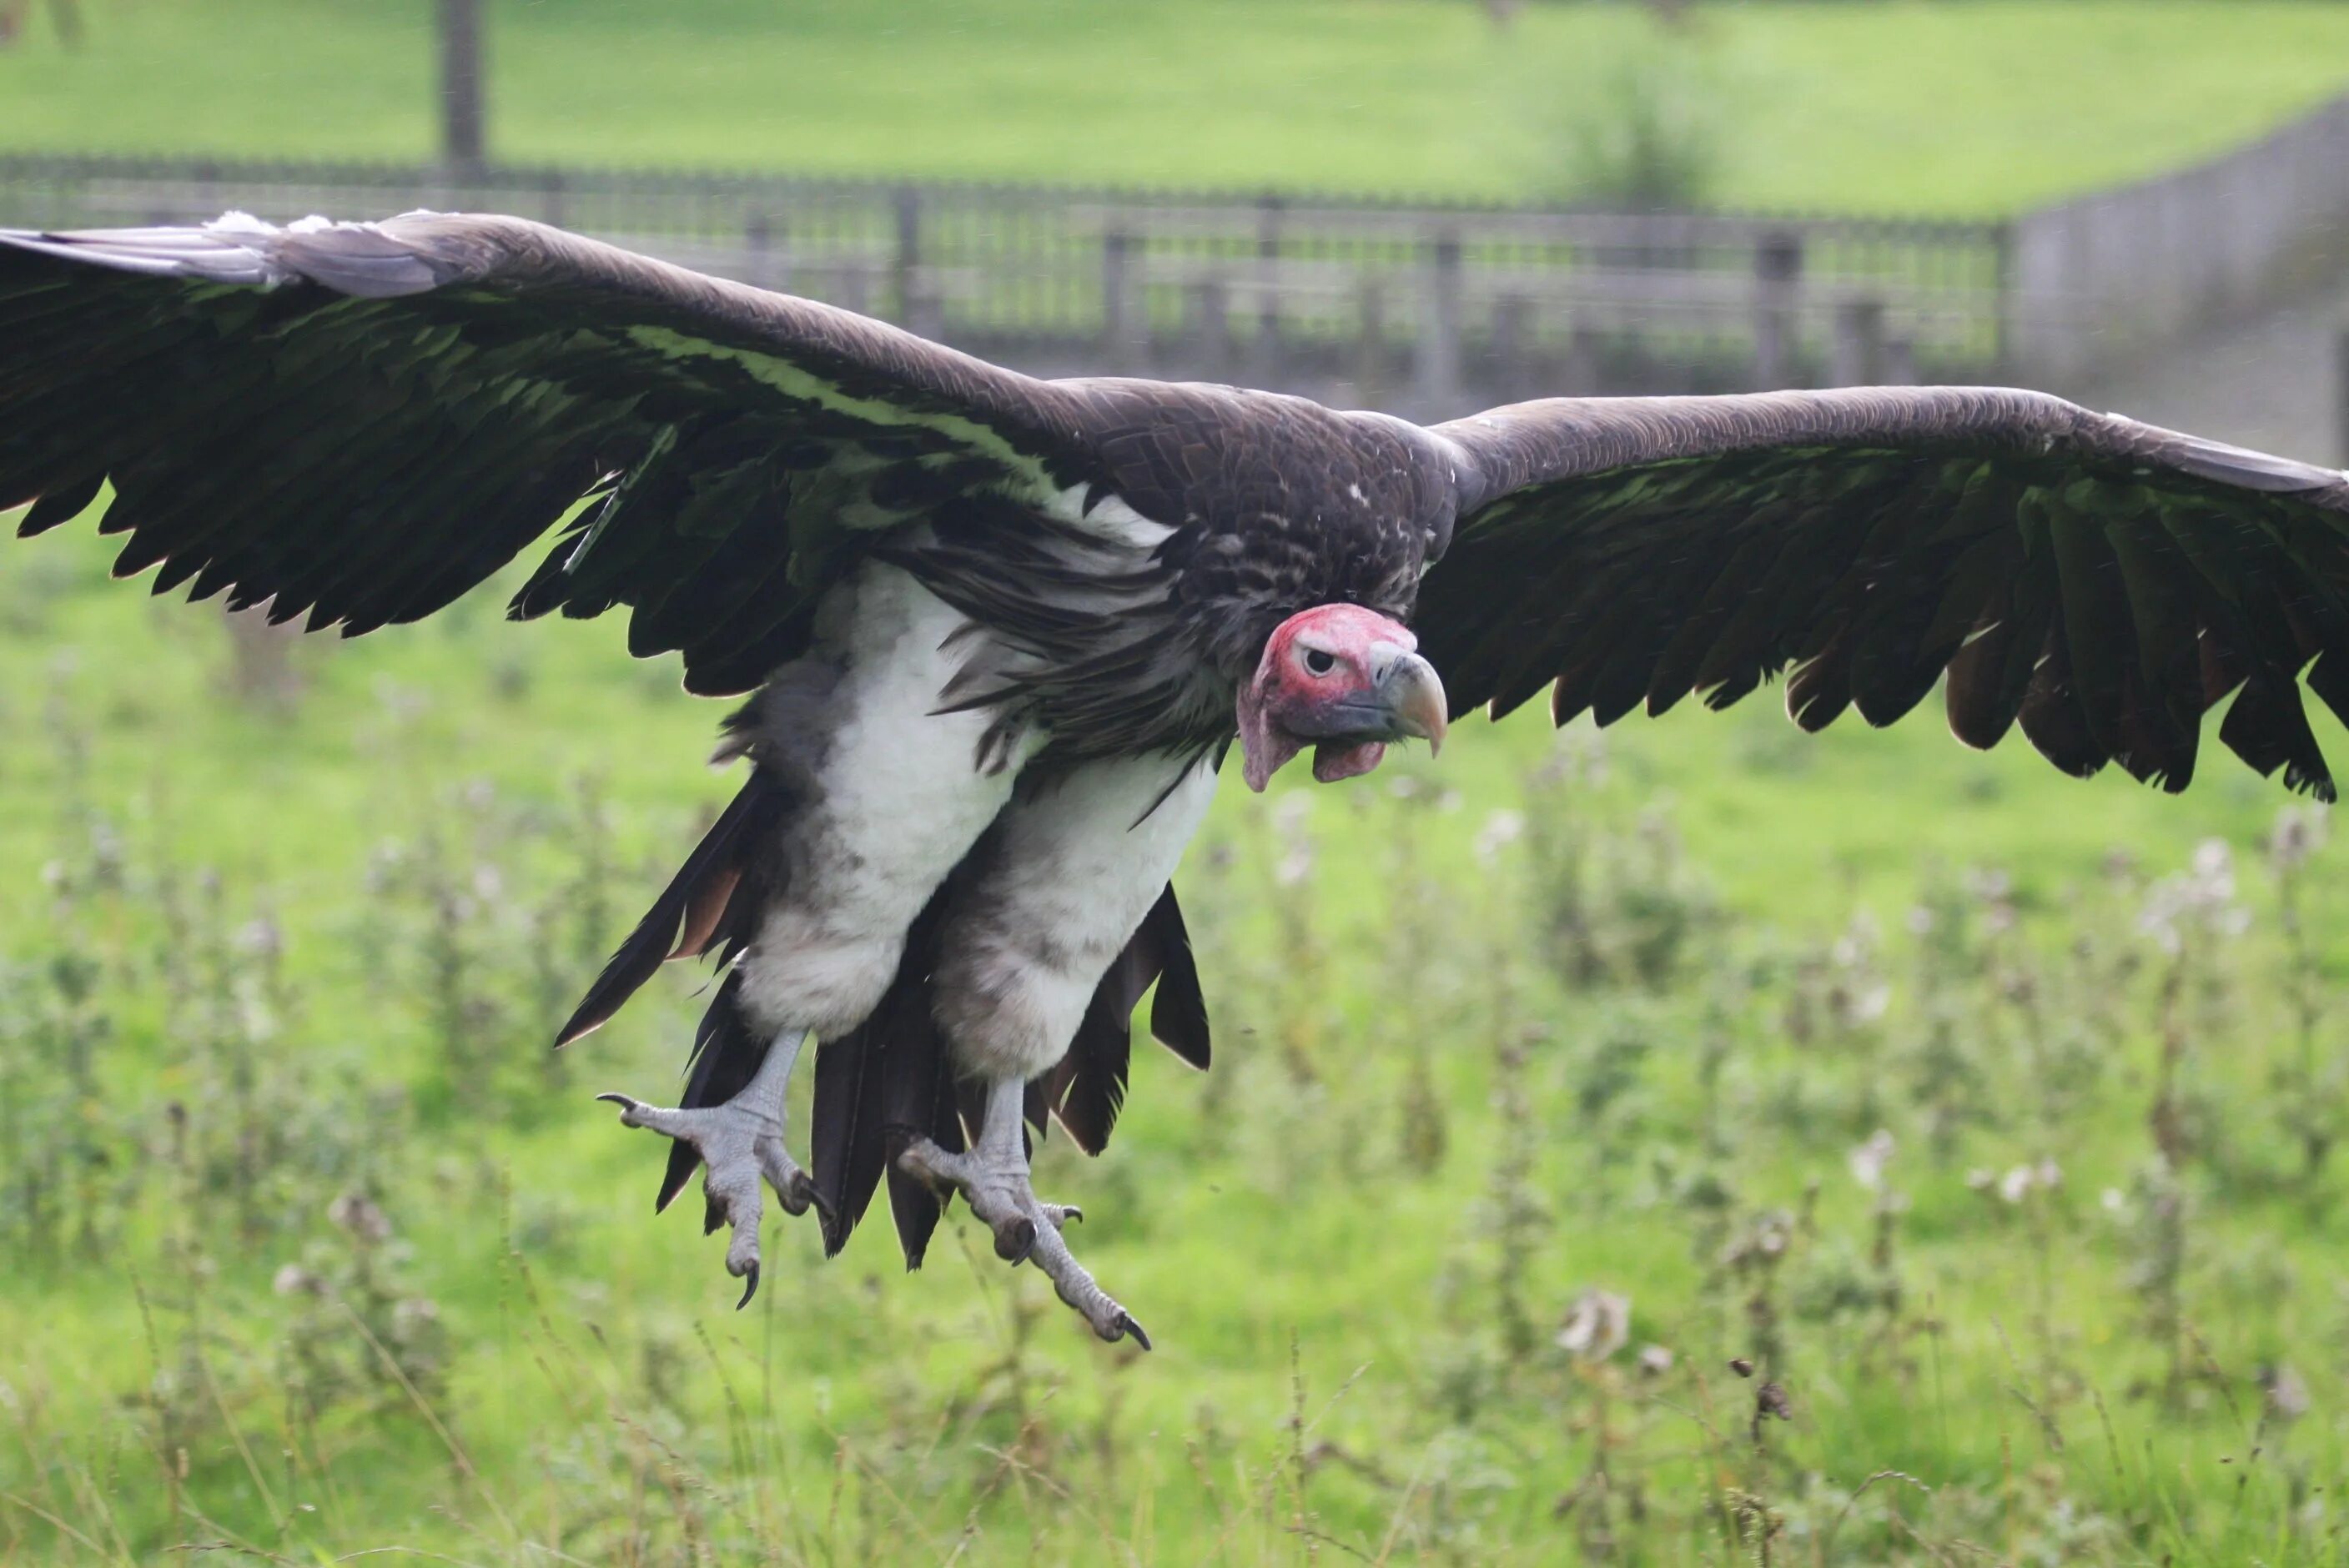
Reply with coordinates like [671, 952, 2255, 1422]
[1237, 604, 1448, 792]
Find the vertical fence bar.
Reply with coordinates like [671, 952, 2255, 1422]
[1416, 229, 1462, 411]
[1102, 227, 1146, 366]
[1185, 277, 1231, 379]
[436, 0, 486, 173]
[1829, 297, 1885, 386]
[1751, 231, 1804, 389]
[2335, 324, 2349, 467]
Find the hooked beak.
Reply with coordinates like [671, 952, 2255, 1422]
[1375, 647, 1449, 756]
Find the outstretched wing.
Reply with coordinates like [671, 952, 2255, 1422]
[2, 212, 1104, 694]
[1417, 387, 2349, 798]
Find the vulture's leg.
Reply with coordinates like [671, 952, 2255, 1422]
[599, 1028, 819, 1307]
[897, 1078, 1149, 1349]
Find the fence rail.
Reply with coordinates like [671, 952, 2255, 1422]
[10, 91, 2349, 415]
[0, 153, 2009, 416]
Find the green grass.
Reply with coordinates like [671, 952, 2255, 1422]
[4, 1, 2349, 213]
[7, 497, 2349, 1563]
[9, 8, 2349, 1559]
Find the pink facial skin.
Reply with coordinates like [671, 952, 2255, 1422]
[1235, 603, 1449, 792]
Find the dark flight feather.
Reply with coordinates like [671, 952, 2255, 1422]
[1424, 389, 2349, 797]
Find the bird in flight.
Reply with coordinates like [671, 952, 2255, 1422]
[8, 212, 2349, 1346]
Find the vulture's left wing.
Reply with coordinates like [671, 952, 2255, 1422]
[2, 213, 1104, 693]
[1419, 388, 2349, 797]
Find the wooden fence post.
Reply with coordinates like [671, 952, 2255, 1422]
[1416, 229, 1463, 410]
[1491, 293, 1536, 401]
[1102, 228, 1145, 365]
[745, 210, 777, 291]
[1884, 334, 1917, 386]
[2335, 324, 2349, 467]
[1254, 193, 1285, 372]
[1354, 279, 1386, 404]
[894, 187, 940, 336]
[1752, 231, 1803, 388]
[1564, 319, 1602, 395]
[1185, 278, 1231, 379]
[436, 0, 485, 174]
[1829, 297, 1885, 386]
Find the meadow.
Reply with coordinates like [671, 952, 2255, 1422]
[4, 1, 2349, 212]
[6, 489, 2349, 1565]
[10, 3, 2349, 1560]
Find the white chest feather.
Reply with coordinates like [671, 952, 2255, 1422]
[933, 754, 1220, 1079]
[736, 563, 1039, 1035]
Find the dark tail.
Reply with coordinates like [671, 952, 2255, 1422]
[553, 769, 791, 1050]
[554, 769, 791, 1210]
[810, 881, 1212, 1269]
[1040, 885, 1209, 1154]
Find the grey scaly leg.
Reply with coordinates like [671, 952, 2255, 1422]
[896, 1078, 1149, 1350]
[597, 1028, 822, 1308]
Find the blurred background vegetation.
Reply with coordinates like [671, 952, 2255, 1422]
[6, 0, 2349, 211]
[8, 3, 2349, 1564]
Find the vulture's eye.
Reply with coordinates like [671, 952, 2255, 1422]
[1301, 647, 1337, 677]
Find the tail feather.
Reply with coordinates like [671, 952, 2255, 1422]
[881, 967, 963, 1269]
[813, 889, 956, 1257]
[553, 770, 790, 1049]
[1043, 885, 1210, 1155]
[1144, 887, 1210, 1069]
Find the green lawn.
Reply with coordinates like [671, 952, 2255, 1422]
[3, 1, 2349, 213]
[6, 490, 2349, 1563]
[10, 7, 2349, 1560]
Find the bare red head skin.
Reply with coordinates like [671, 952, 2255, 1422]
[1236, 604, 1450, 792]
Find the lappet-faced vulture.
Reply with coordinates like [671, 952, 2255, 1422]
[8, 214, 2348, 1344]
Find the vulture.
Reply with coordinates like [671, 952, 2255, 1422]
[8, 212, 2349, 1347]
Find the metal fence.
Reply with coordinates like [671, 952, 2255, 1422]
[11, 89, 2349, 416]
[0, 153, 2008, 417]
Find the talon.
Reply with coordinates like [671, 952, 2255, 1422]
[596, 1029, 817, 1305]
[994, 1216, 1038, 1264]
[899, 1090, 1144, 1347]
[779, 1169, 816, 1218]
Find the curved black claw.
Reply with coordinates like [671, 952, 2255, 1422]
[1114, 1312, 1153, 1353]
[777, 1168, 821, 1219]
[993, 1216, 1039, 1264]
[596, 1081, 819, 1309]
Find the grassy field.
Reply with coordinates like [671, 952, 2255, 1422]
[7, 490, 2349, 1565]
[8, 7, 2349, 1560]
[4, 1, 2349, 212]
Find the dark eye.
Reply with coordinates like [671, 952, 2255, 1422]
[1302, 647, 1337, 676]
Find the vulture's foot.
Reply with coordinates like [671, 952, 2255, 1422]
[897, 1080, 1149, 1351]
[597, 1028, 825, 1309]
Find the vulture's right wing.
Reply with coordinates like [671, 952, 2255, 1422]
[3, 213, 1109, 694]
[1419, 388, 2349, 798]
